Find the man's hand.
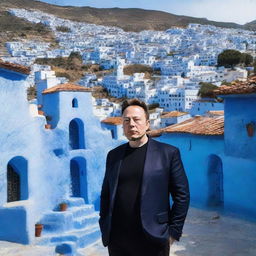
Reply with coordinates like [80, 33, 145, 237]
[169, 237, 175, 246]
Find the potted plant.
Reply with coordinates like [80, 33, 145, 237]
[246, 122, 255, 137]
[45, 124, 51, 129]
[59, 202, 68, 211]
[35, 223, 43, 237]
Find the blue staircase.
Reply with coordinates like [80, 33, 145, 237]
[35, 197, 101, 253]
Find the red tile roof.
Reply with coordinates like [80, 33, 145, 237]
[214, 76, 256, 95]
[147, 129, 163, 138]
[0, 59, 30, 75]
[42, 83, 92, 94]
[163, 116, 224, 135]
[101, 116, 123, 125]
[148, 116, 224, 137]
[161, 111, 188, 118]
[207, 110, 224, 116]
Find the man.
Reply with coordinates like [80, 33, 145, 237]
[99, 98, 190, 256]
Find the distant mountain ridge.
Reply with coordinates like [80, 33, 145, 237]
[245, 20, 256, 31]
[1, 0, 256, 32]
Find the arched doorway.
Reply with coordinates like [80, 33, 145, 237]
[7, 156, 28, 203]
[69, 118, 85, 150]
[70, 157, 88, 203]
[207, 154, 224, 208]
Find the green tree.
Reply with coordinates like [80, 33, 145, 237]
[167, 51, 175, 56]
[34, 22, 50, 34]
[240, 53, 253, 66]
[217, 49, 242, 68]
[148, 103, 159, 110]
[198, 82, 218, 98]
[68, 52, 82, 62]
[56, 26, 71, 33]
[27, 86, 37, 100]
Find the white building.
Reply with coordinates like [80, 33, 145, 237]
[190, 99, 224, 116]
[160, 111, 191, 127]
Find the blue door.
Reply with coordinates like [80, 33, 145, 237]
[207, 155, 224, 207]
[70, 159, 81, 197]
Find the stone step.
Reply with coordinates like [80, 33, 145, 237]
[36, 224, 100, 248]
[39, 204, 96, 233]
[35, 198, 100, 249]
[62, 197, 86, 208]
[69, 205, 95, 218]
[78, 227, 101, 248]
[73, 212, 99, 229]
[40, 211, 73, 233]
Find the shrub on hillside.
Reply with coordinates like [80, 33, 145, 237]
[198, 82, 218, 98]
[56, 26, 71, 33]
[123, 64, 153, 75]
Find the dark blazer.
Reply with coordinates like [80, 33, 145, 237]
[99, 137, 190, 247]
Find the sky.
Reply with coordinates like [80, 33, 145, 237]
[37, 0, 256, 25]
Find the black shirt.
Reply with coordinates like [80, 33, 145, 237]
[111, 141, 148, 239]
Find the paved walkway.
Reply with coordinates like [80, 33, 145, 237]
[0, 207, 256, 256]
[171, 208, 256, 256]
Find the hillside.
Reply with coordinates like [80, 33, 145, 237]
[0, 8, 56, 56]
[0, 0, 251, 32]
[244, 20, 256, 31]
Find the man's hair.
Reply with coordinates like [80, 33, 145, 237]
[121, 98, 149, 120]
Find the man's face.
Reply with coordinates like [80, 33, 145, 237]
[122, 105, 150, 141]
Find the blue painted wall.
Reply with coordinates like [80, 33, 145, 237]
[0, 68, 27, 81]
[0, 207, 28, 244]
[156, 133, 224, 208]
[156, 126, 256, 220]
[42, 93, 60, 128]
[223, 95, 256, 160]
[0, 68, 118, 245]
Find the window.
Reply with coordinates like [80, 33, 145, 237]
[72, 98, 78, 108]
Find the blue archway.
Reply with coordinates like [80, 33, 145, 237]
[69, 118, 85, 150]
[207, 154, 224, 208]
[7, 156, 28, 202]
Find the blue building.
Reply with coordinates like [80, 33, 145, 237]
[0, 60, 117, 254]
[153, 77, 256, 220]
[1, 57, 256, 253]
[101, 116, 125, 140]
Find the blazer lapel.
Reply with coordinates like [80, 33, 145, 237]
[141, 137, 158, 197]
[109, 143, 127, 211]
